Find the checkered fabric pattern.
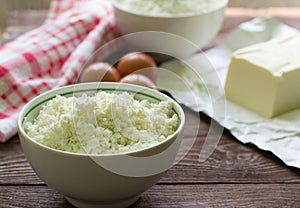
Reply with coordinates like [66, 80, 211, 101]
[0, 0, 118, 142]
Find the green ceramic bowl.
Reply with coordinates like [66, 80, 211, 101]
[18, 82, 185, 208]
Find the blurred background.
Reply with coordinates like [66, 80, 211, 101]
[229, 0, 300, 7]
[0, 0, 51, 43]
[0, 0, 299, 43]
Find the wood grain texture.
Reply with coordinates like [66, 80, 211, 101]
[1, 8, 300, 208]
[0, 186, 72, 208]
[0, 140, 42, 185]
[1, 184, 299, 208]
[133, 184, 300, 208]
[162, 108, 300, 184]
[1, 108, 299, 185]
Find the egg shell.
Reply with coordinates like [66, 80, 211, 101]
[117, 52, 157, 82]
[79, 62, 120, 83]
[120, 74, 157, 90]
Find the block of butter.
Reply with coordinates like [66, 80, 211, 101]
[224, 34, 300, 118]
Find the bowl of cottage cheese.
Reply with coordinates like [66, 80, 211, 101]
[18, 82, 185, 208]
[113, 0, 228, 48]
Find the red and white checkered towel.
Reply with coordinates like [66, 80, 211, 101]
[0, 0, 118, 142]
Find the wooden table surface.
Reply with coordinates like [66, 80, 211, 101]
[1, 8, 300, 208]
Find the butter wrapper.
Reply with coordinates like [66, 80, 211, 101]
[158, 16, 300, 168]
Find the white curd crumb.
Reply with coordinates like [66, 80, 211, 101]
[24, 91, 179, 154]
[116, 0, 225, 17]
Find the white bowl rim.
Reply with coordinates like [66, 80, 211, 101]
[112, 0, 228, 18]
[18, 82, 185, 158]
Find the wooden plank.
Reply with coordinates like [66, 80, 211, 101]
[162, 110, 300, 183]
[0, 185, 72, 208]
[1, 10, 47, 44]
[0, 184, 299, 208]
[1, 108, 299, 185]
[134, 184, 300, 208]
[0, 8, 300, 208]
[0, 140, 42, 185]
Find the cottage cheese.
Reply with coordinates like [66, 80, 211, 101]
[24, 91, 179, 154]
[116, 0, 226, 17]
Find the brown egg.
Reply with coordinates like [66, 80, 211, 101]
[79, 62, 120, 83]
[117, 52, 157, 82]
[120, 74, 157, 90]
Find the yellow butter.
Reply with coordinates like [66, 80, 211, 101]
[224, 34, 300, 118]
